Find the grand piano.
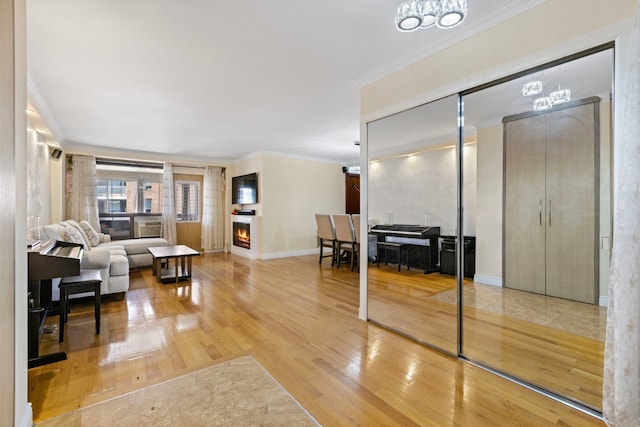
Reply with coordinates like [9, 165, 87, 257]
[370, 224, 440, 273]
[28, 240, 83, 368]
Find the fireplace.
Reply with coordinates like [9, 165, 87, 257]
[233, 222, 251, 249]
[230, 215, 260, 259]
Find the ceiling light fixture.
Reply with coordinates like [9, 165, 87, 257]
[395, 0, 467, 32]
[549, 88, 571, 105]
[522, 81, 543, 96]
[533, 96, 553, 112]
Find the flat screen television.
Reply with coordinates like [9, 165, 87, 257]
[231, 172, 258, 205]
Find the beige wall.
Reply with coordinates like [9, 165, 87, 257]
[475, 124, 503, 283]
[2, 0, 29, 424]
[231, 154, 344, 258]
[262, 155, 344, 257]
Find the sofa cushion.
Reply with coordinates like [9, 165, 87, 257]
[63, 220, 92, 250]
[116, 238, 170, 255]
[109, 253, 129, 276]
[63, 224, 90, 250]
[80, 220, 101, 247]
[41, 223, 67, 242]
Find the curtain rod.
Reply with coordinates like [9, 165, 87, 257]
[96, 158, 163, 169]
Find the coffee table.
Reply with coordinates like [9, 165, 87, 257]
[148, 245, 200, 283]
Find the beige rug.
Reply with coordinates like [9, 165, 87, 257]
[37, 355, 320, 426]
[431, 283, 607, 341]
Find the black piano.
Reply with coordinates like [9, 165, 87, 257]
[370, 225, 440, 273]
[28, 240, 83, 368]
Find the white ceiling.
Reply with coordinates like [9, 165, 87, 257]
[27, 0, 547, 164]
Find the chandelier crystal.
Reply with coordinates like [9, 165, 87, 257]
[522, 81, 543, 96]
[396, 0, 425, 32]
[396, 0, 467, 32]
[549, 88, 571, 105]
[533, 97, 553, 112]
[437, 0, 467, 28]
[421, 0, 439, 28]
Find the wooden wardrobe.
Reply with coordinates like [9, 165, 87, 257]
[503, 97, 600, 304]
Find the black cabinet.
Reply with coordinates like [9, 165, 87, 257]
[439, 236, 476, 278]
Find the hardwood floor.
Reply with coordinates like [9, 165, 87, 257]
[368, 267, 605, 409]
[29, 253, 605, 426]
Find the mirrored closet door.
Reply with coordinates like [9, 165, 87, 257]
[366, 94, 460, 355]
[460, 47, 613, 411]
[365, 45, 613, 413]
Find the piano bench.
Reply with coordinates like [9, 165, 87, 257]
[376, 242, 410, 272]
[58, 269, 102, 343]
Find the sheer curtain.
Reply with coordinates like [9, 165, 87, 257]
[201, 166, 224, 253]
[69, 155, 100, 231]
[603, 1, 640, 425]
[162, 163, 177, 245]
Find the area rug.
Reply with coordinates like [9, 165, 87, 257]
[36, 355, 320, 426]
[431, 283, 606, 341]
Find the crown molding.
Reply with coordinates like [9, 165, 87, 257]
[26, 71, 65, 142]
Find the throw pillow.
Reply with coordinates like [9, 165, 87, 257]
[63, 224, 89, 250]
[63, 220, 92, 250]
[80, 220, 101, 247]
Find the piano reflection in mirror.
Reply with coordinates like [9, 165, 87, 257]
[27, 240, 83, 368]
[370, 224, 440, 273]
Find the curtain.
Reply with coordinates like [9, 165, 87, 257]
[603, 1, 640, 425]
[161, 163, 177, 245]
[201, 166, 224, 253]
[68, 155, 100, 231]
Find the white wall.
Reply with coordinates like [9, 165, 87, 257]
[26, 124, 51, 226]
[369, 144, 476, 237]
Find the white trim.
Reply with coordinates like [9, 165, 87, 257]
[27, 72, 64, 141]
[18, 403, 32, 427]
[473, 274, 503, 287]
[232, 150, 347, 166]
[260, 248, 319, 260]
[599, 296, 609, 307]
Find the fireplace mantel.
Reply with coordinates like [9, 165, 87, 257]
[230, 215, 260, 259]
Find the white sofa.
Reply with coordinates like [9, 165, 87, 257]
[39, 220, 169, 298]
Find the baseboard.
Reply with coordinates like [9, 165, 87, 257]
[260, 248, 319, 260]
[599, 296, 609, 307]
[19, 402, 32, 427]
[473, 274, 503, 287]
[203, 248, 224, 254]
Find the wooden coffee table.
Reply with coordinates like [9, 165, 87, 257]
[148, 245, 200, 283]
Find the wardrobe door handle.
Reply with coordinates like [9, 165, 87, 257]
[548, 197, 552, 227]
[539, 197, 543, 226]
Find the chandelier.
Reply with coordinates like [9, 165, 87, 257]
[523, 70, 571, 112]
[396, 0, 467, 32]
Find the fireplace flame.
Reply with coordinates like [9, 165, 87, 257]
[236, 229, 249, 242]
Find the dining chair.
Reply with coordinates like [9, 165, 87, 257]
[332, 214, 357, 271]
[315, 214, 337, 267]
[351, 214, 361, 272]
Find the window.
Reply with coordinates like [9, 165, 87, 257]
[175, 181, 200, 222]
[96, 161, 163, 214]
[97, 180, 128, 213]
